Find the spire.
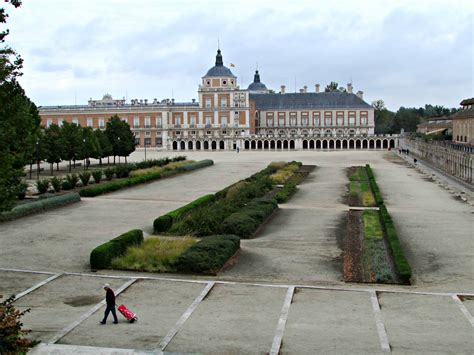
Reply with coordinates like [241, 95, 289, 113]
[215, 49, 223, 67]
[253, 70, 261, 83]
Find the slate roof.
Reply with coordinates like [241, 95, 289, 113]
[247, 70, 268, 91]
[203, 49, 236, 78]
[250, 92, 373, 110]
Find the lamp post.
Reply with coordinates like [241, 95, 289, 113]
[36, 139, 40, 181]
[83, 138, 86, 171]
[144, 139, 147, 162]
[117, 136, 121, 164]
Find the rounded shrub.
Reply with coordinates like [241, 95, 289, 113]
[36, 179, 50, 194]
[221, 212, 259, 238]
[91, 170, 102, 183]
[153, 215, 173, 233]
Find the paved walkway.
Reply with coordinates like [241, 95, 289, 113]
[0, 150, 472, 354]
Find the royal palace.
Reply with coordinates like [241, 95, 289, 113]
[39, 49, 398, 151]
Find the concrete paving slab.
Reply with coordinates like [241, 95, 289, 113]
[61, 279, 205, 350]
[461, 297, 474, 320]
[166, 283, 287, 354]
[282, 288, 381, 354]
[379, 293, 474, 354]
[0, 271, 50, 299]
[15, 275, 126, 342]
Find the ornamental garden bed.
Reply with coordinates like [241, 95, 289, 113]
[90, 161, 310, 275]
[347, 166, 376, 207]
[343, 164, 412, 285]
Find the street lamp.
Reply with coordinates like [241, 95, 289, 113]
[83, 138, 86, 171]
[144, 140, 147, 162]
[117, 136, 121, 164]
[36, 139, 40, 181]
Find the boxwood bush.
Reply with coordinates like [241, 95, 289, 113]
[378, 205, 412, 283]
[90, 229, 144, 269]
[365, 164, 384, 206]
[275, 181, 297, 203]
[177, 159, 213, 171]
[173, 234, 240, 274]
[0, 192, 81, 222]
[153, 194, 216, 233]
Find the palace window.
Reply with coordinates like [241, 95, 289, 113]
[205, 99, 212, 108]
[144, 138, 151, 146]
[360, 111, 368, 125]
[46, 119, 52, 128]
[72, 117, 78, 125]
[87, 118, 93, 127]
[144, 116, 151, 128]
[145, 131, 151, 137]
[58, 119, 64, 127]
[190, 116, 196, 126]
[156, 116, 162, 128]
[121, 117, 128, 123]
[98, 118, 105, 129]
[133, 116, 140, 128]
[336, 111, 344, 126]
[221, 98, 227, 107]
[175, 116, 181, 126]
[324, 112, 332, 126]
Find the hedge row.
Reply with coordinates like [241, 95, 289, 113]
[221, 196, 278, 238]
[80, 160, 213, 197]
[379, 205, 412, 283]
[365, 164, 384, 206]
[79, 171, 162, 197]
[174, 234, 240, 274]
[153, 194, 216, 233]
[275, 181, 297, 203]
[90, 229, 144, 269]
[0, 192, 81, 222]
[176, 159, 214, 172]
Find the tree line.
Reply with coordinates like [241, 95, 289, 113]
[36, 115, 136, 175]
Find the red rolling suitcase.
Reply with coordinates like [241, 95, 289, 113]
[117, 304, 138, 323]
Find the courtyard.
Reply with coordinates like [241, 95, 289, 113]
[1, 150, 473, 354]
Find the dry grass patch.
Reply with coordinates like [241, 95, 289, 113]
[129, 160, 194, 177]
[111, 236, 197, 272]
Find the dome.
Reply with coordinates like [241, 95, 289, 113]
[247, 70, 268, 92]
[204, 49, 236, 78]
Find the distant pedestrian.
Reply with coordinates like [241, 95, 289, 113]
[414, 158, 417, 164]
[100, 284, 118, 324]
[236, 146, 240, 153]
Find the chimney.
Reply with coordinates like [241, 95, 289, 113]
[299, 89, 304, 93]
[356, 91, 364, 100]
[347, 83, 353, 93]
[192, 98, 196, 103]
[144, 99, 148, 105]
[315, 84, 320, 93]
[303, 85, 307, 93]
[281, 85, 286, 94]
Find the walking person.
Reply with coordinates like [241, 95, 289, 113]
[100, 284, 118, 324]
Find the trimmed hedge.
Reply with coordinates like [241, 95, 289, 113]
[275, 181, 297, 203]
[79, 160, 212, 198]
[173, 234, 240, 274]
[221, 196, 278, 238]
[0, 192, 81, 222]
[177, 159, 214, 171]
[378, 205, 412, 283]
[153, 194, 215, 233]
[90, 229, 144, 269]
[365, 164, 384, 206]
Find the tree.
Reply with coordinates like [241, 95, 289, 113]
[372, 99, 395, 135]
[324, 81, 346, 93]
[0, 0, 40, 211]
[42, 124, 63, 175]
[94, 129, 112, 166]
[60, 122, 83, 172]
[106, 115, 136, 164]
[80, 127, 100, 168]
[392, 107, 423, 133]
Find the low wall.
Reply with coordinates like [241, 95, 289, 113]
[401, 137, 473, 184]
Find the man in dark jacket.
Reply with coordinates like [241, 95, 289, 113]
[100, 284, 118, 324]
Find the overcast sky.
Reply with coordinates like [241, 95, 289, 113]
[4, 0, 473, 110]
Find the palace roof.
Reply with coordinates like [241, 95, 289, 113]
[250, 92, 373, 110]
[203, 49, 236, 78]
[247, 70, 268, 92]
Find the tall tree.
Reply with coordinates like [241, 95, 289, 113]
[94, 129, 112, 166]
[392, 107, 423, 133]
[0, 1, 41, 211]
[106, 115, 136, 164]
[60, 122, 83, 172]
[372, 100, 395, 134]
[324, 81, 346, 93]
[42, 124, 63, 175]
[80, 127, 99, 168]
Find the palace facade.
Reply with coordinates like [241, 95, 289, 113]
[39, 49, 397, 150]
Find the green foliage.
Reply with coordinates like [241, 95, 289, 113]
[324, 81, 346, 92]
[365, 165, 384, 206]
[175, 159, 213, 171]
[90, 229, 144, 269]
[60, 121, 83, 171]
[35, 179, 50, 194]
[174, 235, 240, 274]
[111, 237, 196, 272]
[42, 123, 63, 174]
[16, 181, 28, 199]
[114, 164, 131, 178]
[154, 194, 215, 233]
[106, 115, 136, 159]
[91, 170, 102, 183]
[50, 176, 62, 192]
[79, 171, 162, 197]
[65, 174, 79, 189]
[104, 167, 114, 181]
[0, 192, 81, 222]
[275, 181, 297, 203]
[78, 171, 91, 186]
[0, 295, 38, 355]
[379, 205, 412, 283]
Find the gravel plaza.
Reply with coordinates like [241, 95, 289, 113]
[1, 150, 473, 354]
